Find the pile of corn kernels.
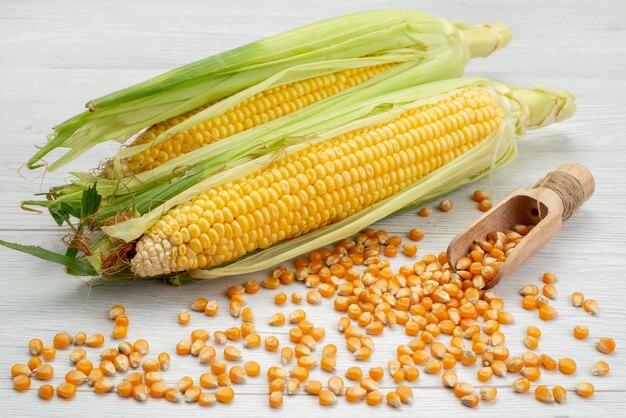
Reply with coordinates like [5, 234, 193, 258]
[10, 192, 615, 408]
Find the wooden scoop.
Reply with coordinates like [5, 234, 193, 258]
[447, 163, 595, 289]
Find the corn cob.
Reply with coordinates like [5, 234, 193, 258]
[129, 80, 574, 277]
[108, 64, 395, 177]
[28, 11, 510, 173]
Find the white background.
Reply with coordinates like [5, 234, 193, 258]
[1, 0, 625, 417]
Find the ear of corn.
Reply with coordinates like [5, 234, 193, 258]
[3, 77, 574, 279]
[107, 63, 397, 178]
[25, 15, 509, 228]
[27, 11, 509, 172]
[119, 78, 573, 278]
[130, 84, 506, 276]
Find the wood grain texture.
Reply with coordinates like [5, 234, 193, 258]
[0, 0, 624, 416]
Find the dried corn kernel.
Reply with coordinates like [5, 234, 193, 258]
[592, 361, 609, 376]
[269, 391, 283, 408]
[558, 357, 577, 375]
[319, 390, 337, 406]
[524, 336, 539, 350]
[57, 382, 77, 399]
[13, 375, 31, 391]
[575, 382, 594, 398]
[442, 370, 458, 388]
[480, 387, 497, 401]
[42, 345, 56, 361]
[571, 291, 584, 307]
[540, 354, 557, 371]
[328, 376, 344, 395]
[596, 337, 615, 354]
[34, 363, 54, 380]
[512, 377, 530, 393]
[573, 325, 589, 340]
[53, 332, 72, 349]
[478, 199, 492, 212]
[535, 385, 554, 403]
[583, 299, 599, 315]
[408, 229, 424, 241]
[417, 207, 431, 217]
[538, 305, 558, 320]
[38, 384, 54, 400]
[28, 338, 43, 356]
[553, 385, 567, 403]
[386, 391, 402, 408]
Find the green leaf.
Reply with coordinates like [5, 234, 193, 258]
[80, 183, 101, 223]
[48, 201, 77, 226]
[0, 239, 97, 276]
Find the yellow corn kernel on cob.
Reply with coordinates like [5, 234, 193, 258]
[112, 64, 395, 177]
[132, 88, 503, 276]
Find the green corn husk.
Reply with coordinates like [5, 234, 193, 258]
[24, 10, 511, 228]
[5, 77, 574, 280]
[28, 10, 510, 172]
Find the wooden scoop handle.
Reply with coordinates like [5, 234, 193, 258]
[532, 163, 595, 220]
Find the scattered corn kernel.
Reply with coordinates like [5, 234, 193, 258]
[558, 357, 577, 375]
[28, 338, 43, 356]
[38, 384, 54, 400]
[592, 361, 609, 376]
[215, 386, 235, 403]
[178, 309, 190, 324]
[575, 382, 594, 398]
[418, 207, 431, 217]
[184, 385, 202, 403]
[74, 330, 89, 342]
[34, 363, 54, 380]
[366, 390, 383, 406]
[269, 391, 283, 408]
[198, 392, 217, 406]
[53, 332, 72, 349]
[57, 382, 77, 399]
[42, 345, 56, 361]
[65, 370, 87, 385]
[512, 377, 530, 393]
[319, 390, 337, 406]
[524, 336, 539, 350]
[553, 385, 567, 403]
[473, 190, 489, 202]
[573, 325, 589, 340]
[461, 394, 480, 408]
[177, 376, 193, 393]
[542, 284, 558, 299]
[205, 300, 219, 316]
[386, 391, 402, 408]
[538, 305, 558, 320]
[478, 199, 492, 212]
[571, 292, 584, 307]
[535, 385, 554, 403]
[480, 387, 497, 401]
[438, 199, 453, 212]
[583, 299, 599, 315]
[28, 357, 42, 371]
[408, 228, 424, 241]
[94, 378, 115, 394]
[13, 375, 31, 392]
[11, 364, 31, 378]
[596, 337, 615, 354]
[86, 334, 105, 348]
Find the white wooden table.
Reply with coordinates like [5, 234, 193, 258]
[1, 0, 624, 416]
